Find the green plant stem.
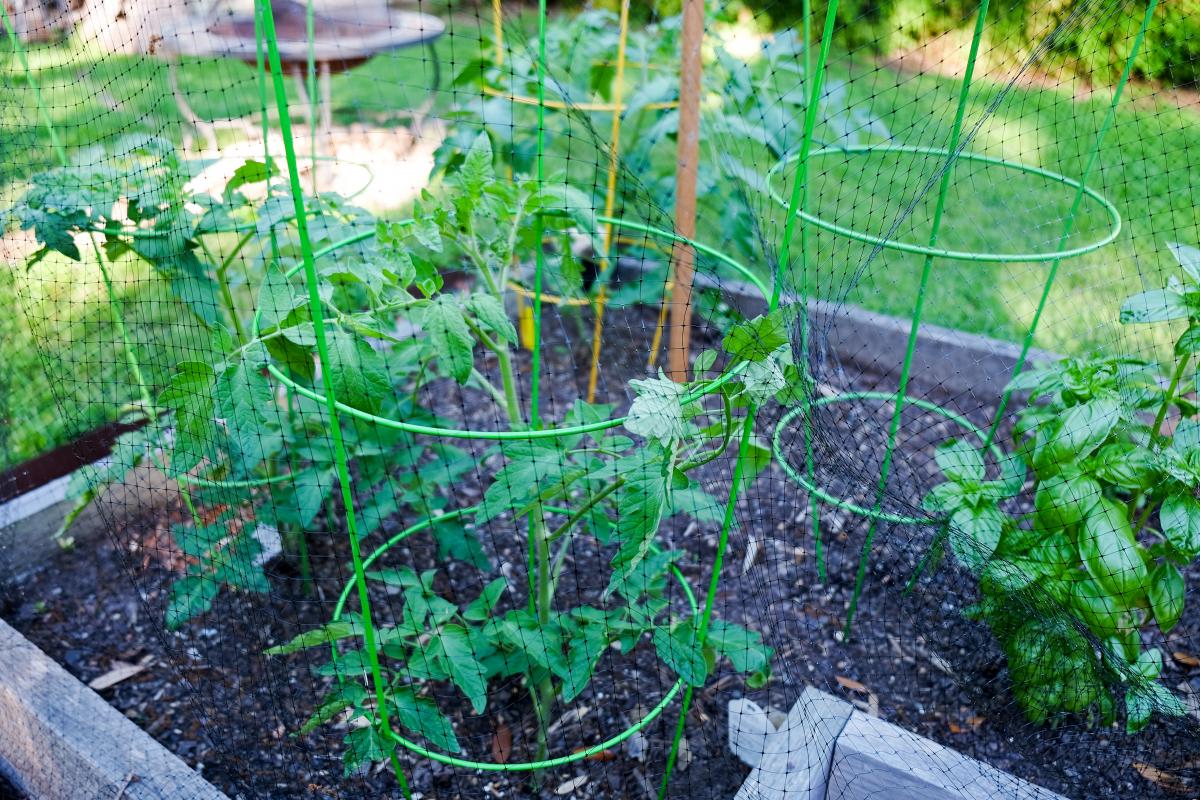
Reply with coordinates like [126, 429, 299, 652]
[1152, 353, 1191, 444]
[469, 367, 511, 413]
[496, 350, 521, 430]
[547, 527, 576, 600]
[546, 480, 621, 543]
[462, 317, 522, 422]
[1127, 353, 1192, 527]
[215, 229, 256, 343]
[215, 265, 248, 344]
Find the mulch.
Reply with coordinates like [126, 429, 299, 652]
[3, 304, 1199, 799]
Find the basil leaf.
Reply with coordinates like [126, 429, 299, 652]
[1161, 493, 1200, 558]
[934, 439, 985, 483]
[1079, 500, 1148, 598]
[1149, 562, 1185, 634]
[1120, 288, 1189, 324]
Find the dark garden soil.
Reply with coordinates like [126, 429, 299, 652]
[0, 772, 24, 800]
[3, 304, 1199, 800]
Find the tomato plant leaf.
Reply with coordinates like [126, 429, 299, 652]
[458, 132, 494, 200]
[722, 311, 787, 363]
[158, 361, 217, 475]
[706, 619, 773, 674]
[391, 686, 461, 753]
[466, 293, 517, 344]
[300, 683, 367, 735]
[327, 328, 391, 412]
[478, 438, 577, 523]
[464, 578, 509, 622]
[653, 620, 708, 687]
[420, 297, 475, 384]
[437, 624, 489, 714]
[343, 723, 394, 776]
[560, 625, 609, 703]
[266, 619, 364, 654]
[625, 374, 686, 446]
[216, 342, 279, 472]
[165, 575, 221, 630]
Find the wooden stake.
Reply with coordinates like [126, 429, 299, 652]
[668, 0, 704, 382]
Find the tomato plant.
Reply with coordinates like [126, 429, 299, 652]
[924, 242, 1200, 732]
[15, 128, 781, 770]
[261, 134, 783, 773]
[437, 13, 889, 298]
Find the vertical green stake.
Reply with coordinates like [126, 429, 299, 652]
[254, 0, 281, 264]
[659, 416, 757, 800]
[845, 0, 991, 639]
[984, 0, 1159, 449]
[797, 0, 823, 581]
[257, 1, 409, 796]
[524, 0, 549, 616]
[528, 0, 548, 426]
[773, 0, 837, 585]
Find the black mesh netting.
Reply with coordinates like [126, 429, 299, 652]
[2, 0, 1199, 798]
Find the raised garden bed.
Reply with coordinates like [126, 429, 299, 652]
[3, 301, 1195, 799]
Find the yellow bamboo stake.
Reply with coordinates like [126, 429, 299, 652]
[491, 0, 504, 65]
[585, 0, 632, 402]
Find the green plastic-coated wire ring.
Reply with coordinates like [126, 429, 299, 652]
[251, 214, 770, 441]
[766, 145, 1122, 264]
[157, 215, 763, 489]
[771, 391, 1004, 525]
[328, 504, 698, 771]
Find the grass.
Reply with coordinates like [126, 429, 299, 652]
[0, 27, 474, 470]
[2, 20, 1199, 469]
[794, 58, 1200, 364]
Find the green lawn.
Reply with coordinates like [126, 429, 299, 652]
[790, 58, 1200, 364]
[3, 23, 1198, 469]
[0, 28, 476, 470]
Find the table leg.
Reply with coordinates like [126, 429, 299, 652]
[290, 66, 312, 124]
[320, 61, 333, 139]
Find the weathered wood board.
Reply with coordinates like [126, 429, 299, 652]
[826, 710, 1068, 800]
[732, 687, 855, 800]
[0, 618, 229, 799]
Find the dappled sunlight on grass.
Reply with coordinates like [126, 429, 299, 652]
[0, 247, 210, 464]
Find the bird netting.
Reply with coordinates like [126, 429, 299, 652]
[1, 0, 1199, 798]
